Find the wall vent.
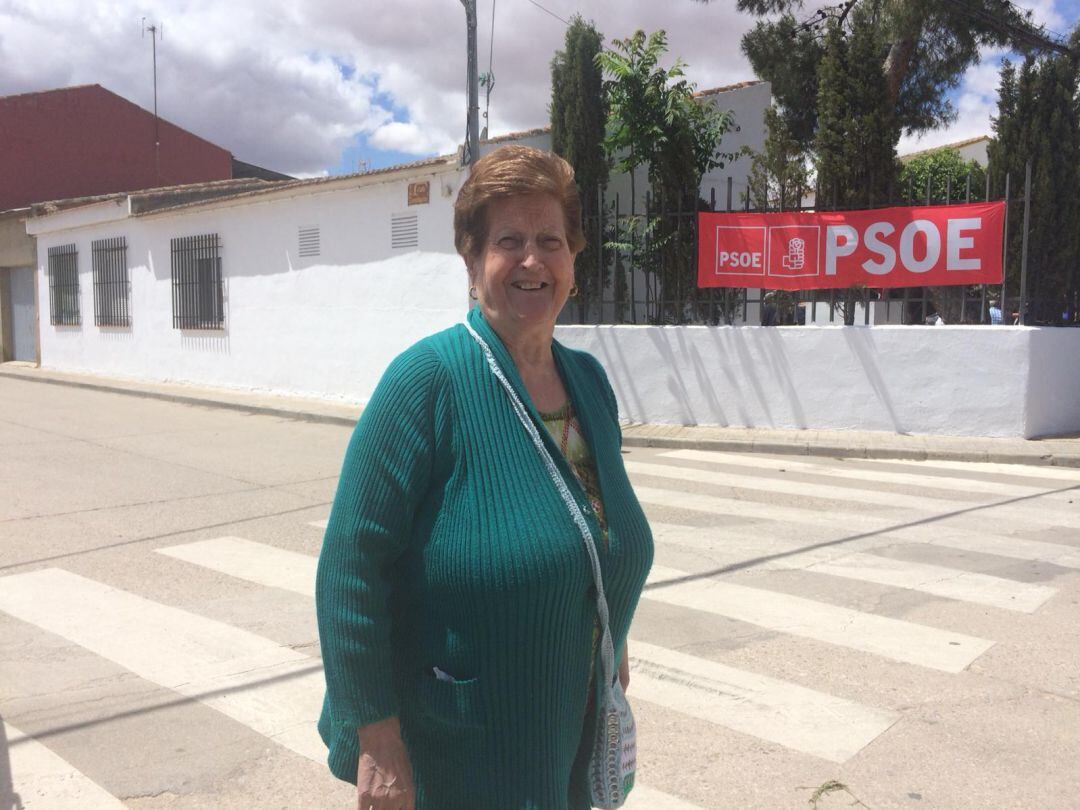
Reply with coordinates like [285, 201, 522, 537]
[298, 225, 321, 257]
[391, 213, 419, 249]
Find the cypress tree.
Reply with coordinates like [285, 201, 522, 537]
[814, 21, 849, 210]
[814, 11, 898, 210]
[989, 47, 1080, 323]
[550, 16, 608, 318]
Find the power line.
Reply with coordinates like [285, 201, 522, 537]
[942, 0, 1075, 58]
[524, 0, 570, 27]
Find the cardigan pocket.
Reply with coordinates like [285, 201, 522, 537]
[415, 668, 486, 730]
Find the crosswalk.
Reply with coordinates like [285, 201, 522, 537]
[2, 448, 1078, 808]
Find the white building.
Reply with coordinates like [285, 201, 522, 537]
[25, 158, 468, 404]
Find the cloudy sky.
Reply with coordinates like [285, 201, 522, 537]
[1, 0, 1077, 177]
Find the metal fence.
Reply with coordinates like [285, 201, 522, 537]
[563, 162, 1079, 327]
[170, 234, 225, 330]
[47, 243, 80, 326]
[91, 236, 131, 327]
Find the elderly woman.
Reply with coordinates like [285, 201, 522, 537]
[316, 145, 653, 810]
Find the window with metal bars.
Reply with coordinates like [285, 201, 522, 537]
[92, 237, 131, 327]
[170, 233, 225, 330]
[47, 243, 80, 326]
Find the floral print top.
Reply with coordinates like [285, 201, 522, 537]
[538, 400, 609, 549]
[540, 399, 610, 701]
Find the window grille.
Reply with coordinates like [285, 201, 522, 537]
[391, 213, 419, 249]
[170, 233, 225, 330]
[47, 243, 80, 326]
[91, 237, 131, 327]
[298, 225, 321, 257]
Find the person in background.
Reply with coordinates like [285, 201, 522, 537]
[315, 144, 654, 810]
[761, 291, 779, 326]
[988, 298, 1003, 325]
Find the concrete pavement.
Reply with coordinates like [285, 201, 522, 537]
[3, 362, 1079, 467]
[2, 377, 1079, 809]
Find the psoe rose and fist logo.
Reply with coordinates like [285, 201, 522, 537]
[713, 225, 821, 278]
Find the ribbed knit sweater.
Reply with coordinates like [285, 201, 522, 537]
[316, 305, 654, 809]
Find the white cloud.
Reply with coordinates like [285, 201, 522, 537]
[0, 0, 760, 175]
[369, 121, 446, 155]
[1, 0, 1074, 175]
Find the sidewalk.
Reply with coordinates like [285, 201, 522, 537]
[4, 363, 1079, 468]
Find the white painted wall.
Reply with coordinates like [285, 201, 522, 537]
[699, 82, 772, 211]
[554, 324, 1080, 438]
[31, 168, 469, 404]
[1026, 328, 1080, 438]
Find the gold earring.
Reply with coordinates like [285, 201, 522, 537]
[469, 286, 478, 300]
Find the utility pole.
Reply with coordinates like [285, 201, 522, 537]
[461, 0, 481, 167]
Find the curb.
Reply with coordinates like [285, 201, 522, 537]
[5, 368, 1079, 469]
[618, 434, 1078, 468]
[0, 369, 360, 428]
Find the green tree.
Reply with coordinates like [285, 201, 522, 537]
[550, 16, 609, 319]
[733, 0, 1043, 148]
[598, 29, 733, 322]
[814, 11, 899, 209]
[899, 148, 987, 204]
[988, 43, 1080, 323]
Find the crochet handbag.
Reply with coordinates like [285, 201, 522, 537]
[464, 322, 636, 809]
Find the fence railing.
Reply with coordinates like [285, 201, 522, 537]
[561, 163, 1079, 327]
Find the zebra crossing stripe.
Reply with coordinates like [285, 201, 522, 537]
[628, 641, 899, 763]
[896, 458, 1080, 483]
[802, 552, 1055, 613]
[0, 569, 326, 763]
[650, 522, 1057, 613]
[645, 564, 993, 672]
[659, 449, 1079, 501]
[4, 721, 126, 809]
[626, 460, 1080, 530]
[633, 485, 1080, 570]
[622, 784, 705, 810]
[158, 536, 316, 595]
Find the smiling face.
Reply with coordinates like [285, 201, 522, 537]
[469, 193, 577, 348]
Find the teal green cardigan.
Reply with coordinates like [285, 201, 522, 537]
[316, 306, 654, 809]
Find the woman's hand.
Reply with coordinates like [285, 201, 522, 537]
[356, 717, 415, 810]
[619, 642, 630, 691]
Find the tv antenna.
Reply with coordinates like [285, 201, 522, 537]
[142, 18, 163, 148]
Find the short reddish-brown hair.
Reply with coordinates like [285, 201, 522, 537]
[454, 145, 586, 262]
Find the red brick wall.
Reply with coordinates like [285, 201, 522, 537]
[0, 84, 233, 210]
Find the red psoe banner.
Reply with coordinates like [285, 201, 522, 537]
[697, 202, 1005, 290]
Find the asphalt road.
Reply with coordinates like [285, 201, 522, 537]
[2, 376, 1079, 809]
